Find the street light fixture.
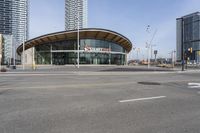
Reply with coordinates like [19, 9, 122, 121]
[146, 25, 157, 68]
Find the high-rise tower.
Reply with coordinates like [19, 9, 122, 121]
[0, 0, 12, 35]
[176, 12, 200, 64]
[65, 0, 88, 30]
[0, 0, 29, 45]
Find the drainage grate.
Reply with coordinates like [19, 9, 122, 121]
[138, 82, 161, 85]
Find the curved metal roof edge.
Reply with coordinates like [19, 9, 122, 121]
[27, 28, 132, 45]
[17, 28, 133, 54]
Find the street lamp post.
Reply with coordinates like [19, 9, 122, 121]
[151, 44, 156, 59]
[136, 48, 140, 60]
[13, 38, 16, 67]
[147, 44, 150, 68]
[32, 46, 36, 70]
[0, 34, 4, 70]
[181, 18, 185, 71]
[146, 25, 157, 68]
[145, 42, 151, 68]
[173, 50, 176, 67]
[10, 35, 14, 66]
[23, 36, 25, 70]
[77, 0, 80, 69]
[169, 51, 174, 68]
[0, 47, 3, 70]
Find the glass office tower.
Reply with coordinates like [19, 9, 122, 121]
[0, 0, 12, 35]
[65, 0, 88, 30]
[0, 0, 29, 46]
[12, 0, 29, 45]
[0, 34, 13, 64]
[177, 12, 200, 64]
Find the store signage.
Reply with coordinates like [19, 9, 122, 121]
[84, 45, 111, 52]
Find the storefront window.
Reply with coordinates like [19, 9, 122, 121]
[35, 39, 127, 65]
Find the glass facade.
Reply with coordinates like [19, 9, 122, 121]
[0, 0, 29, 62]
[176, 12, 200, 63]
[0, 0, 29, 45]
[2, 34, 12, 64]
[35, 39, 126, 65]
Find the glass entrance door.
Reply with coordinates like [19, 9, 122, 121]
[52, 52, 77, 65]
[196, 51, 200, 64]
[52, 52, 65, 65]
[93, 58, 97, 64]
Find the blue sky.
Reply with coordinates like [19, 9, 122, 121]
[30, 0, 200, 59]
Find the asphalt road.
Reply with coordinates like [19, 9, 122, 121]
[0, 70, 200, 133]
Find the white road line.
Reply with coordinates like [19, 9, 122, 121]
[119, 96, 166, 103]
[188, 83, 200, 88]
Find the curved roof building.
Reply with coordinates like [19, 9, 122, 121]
[17, 28, 133, 65]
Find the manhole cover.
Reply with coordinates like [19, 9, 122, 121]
[138, 82, 161, 85]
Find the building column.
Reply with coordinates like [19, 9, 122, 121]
[109, 43, 111, 65]
[51, 44, 53, 65]
[125, 52, 128, 65]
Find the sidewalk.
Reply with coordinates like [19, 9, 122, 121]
[1, 64, 199, 74]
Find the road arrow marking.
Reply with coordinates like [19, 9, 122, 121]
[188, 83, 200, 88]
